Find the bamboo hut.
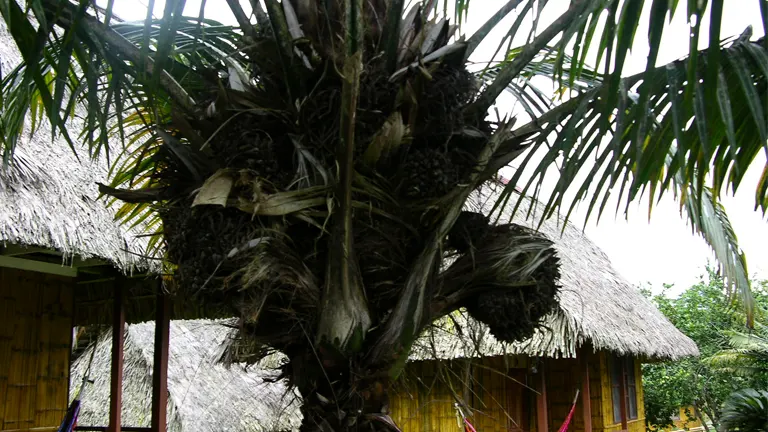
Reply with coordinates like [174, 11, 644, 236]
[388, 183, 699, 432]
[0, 21, 221, 432]
[69, 320, 301, 432]
[0, 83, 155, 432]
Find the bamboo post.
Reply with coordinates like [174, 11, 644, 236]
[151, 289, 171, 432]
[581, 350, 593, 432]
[536, 360, 549, 432]
[108, 284, 125, 432]
[619, 359, 628, 432]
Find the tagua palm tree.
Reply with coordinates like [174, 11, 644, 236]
[2, 0, 768, 430]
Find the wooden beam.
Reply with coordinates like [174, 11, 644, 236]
[536, 360, 549, 432]
[108, 284, 125, 432]
[151, 290, 171, 432]
[0, 245, 53, 256]
[619, 358, 628, 432]
[581, 350, 593, 432]
[0, 255, 77, 277]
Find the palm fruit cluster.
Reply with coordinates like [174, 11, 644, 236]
[447, 211, 491, 252]
[400, 148, 461, 198]
[462, 224, 561, 343]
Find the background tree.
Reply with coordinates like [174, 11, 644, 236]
[709, 296, 768, 431]
[643, 271, 768, 431]
[2, 1, 768, 430]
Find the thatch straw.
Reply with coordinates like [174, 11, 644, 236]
[0, 22, 152, 272]
[411, 182, 699, 361]
[70, 320, 302, 431]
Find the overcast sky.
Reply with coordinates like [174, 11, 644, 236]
[104, 0, 768, 295]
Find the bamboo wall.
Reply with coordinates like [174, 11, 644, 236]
[0, 268, 73, 432]
[391, 356, 531, 432]
[598, 354, 646, 432]
[390, 351, 647, 432]
[545, 351, 603, 432]
[670, 406, 702, 431]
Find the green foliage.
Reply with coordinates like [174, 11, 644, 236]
[643, 270, 768, 431]
[710, 330, 768, 376]
[720, 389, 768, 431]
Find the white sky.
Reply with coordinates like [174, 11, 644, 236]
[104, 0, 768, 295]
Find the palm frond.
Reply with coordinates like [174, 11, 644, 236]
[488, 36, 767, 313]
[1, 2, 243, 162]
[709, 330, 768, 376]
[497, 34, 768, 230]
[720, 389, 768, 432]
[679, 184, 754, 324]
[477, 45, 602, 118]
[467, 0, 595, 119]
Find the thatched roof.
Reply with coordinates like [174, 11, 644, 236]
[411, 182, 699, 361]
[70, 320, 301, 432]
[0, 22, 150, 271]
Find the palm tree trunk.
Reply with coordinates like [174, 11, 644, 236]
[289, 351, 397, 432]
[693, 402, 711, 432]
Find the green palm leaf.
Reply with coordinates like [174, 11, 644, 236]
[720, 389, 768, 432]
[710, 330, 768, 375]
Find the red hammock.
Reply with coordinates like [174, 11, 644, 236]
[557, 391, 580, 432]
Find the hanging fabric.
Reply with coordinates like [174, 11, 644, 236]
[557, 389, 581, 432]
[454, 402, 478, 432]
[463, 417, 477, 432]
[57, 400, 81, 432]
[58, 336, 98, 432]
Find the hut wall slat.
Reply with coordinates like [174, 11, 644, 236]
[587, 350, 605, 430]
[0, 269, 16, 429]
[0, 268, 73, 432]
[391, 357, 529, 432]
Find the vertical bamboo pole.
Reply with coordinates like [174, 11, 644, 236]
[151, 289, 171, 432]
[108, 283, 125, 432]
[536, 361, 549, 432]
[581, 350, 593, 432]
[619, 359, 628, 432]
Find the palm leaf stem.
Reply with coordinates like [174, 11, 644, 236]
[248, 0, 270, 28]
[226, 0, 257, 41]
[466, 0, 592, 120]
[381, 0, 406, 72]
[463, 0, 525, 62]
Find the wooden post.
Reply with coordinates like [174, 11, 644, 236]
[151, 290, 171, 432]
[536, 361, 549, 432]
[619, 359, 628, 432]
[108, 284, 125, 432]
[581, 350, 593, 432]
